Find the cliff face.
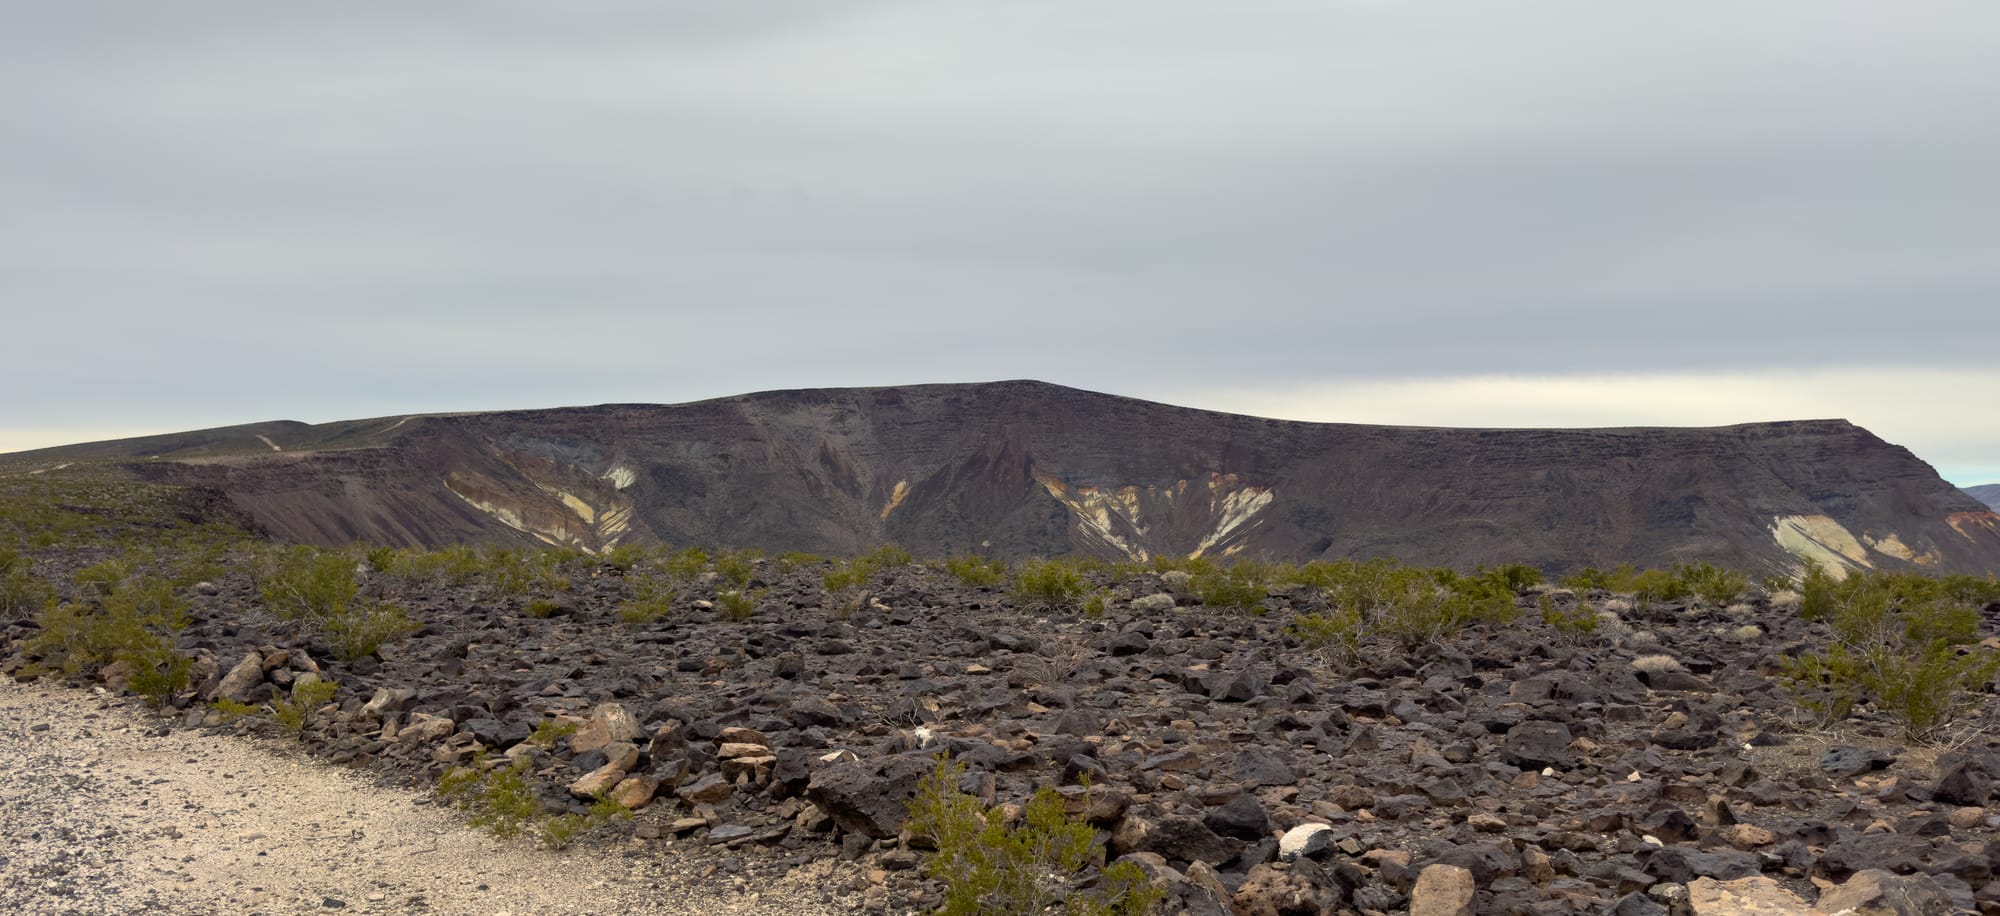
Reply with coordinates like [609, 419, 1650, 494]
[13, 381, 1998, 574]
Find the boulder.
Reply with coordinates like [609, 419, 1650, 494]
[1686, 876, 1813, 915]
[804, 755, 931, 839]
[1409, 864, 1474, 916]
[208, 651, 264, 702]
[1278, 823, 1334, 862]
[1235, 746, 1297, 787]
[1816, 868, 1957, 916]
[1500, 721, 1574, 770]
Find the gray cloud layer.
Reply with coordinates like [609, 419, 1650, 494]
[4, 2, 1997, 473]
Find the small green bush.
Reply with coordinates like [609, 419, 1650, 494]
[0, 548, 50, 619]
[1010, 559, 1088, 612]
[257, 547, 359, 622]
[1559, 567, 1613, 592]
[1189, 564, 1266, 613]
[324, 602, 420, 663]
[524, 599, 562, 619]
[716, 589, 759, 621]
[439, 756, 543, 840]
[1782, 568, 2000, 739]
[617, 572, 677, 624]
[526, 718, 578, 748]
[439, 755, 625, 849]
[1628, 567, 1691, 605]
[715, 550, 759, 590]
[271, 676, 339, 734]
[601, 542, 650, 573]
[945, 556, 1007, 588]
[907, 756, 1162, 916]
[1539, 593, 1599, 646]
[662, 547, 710, 582]
[1289, 607, 1364, 663]
[1676, 561, 1748, 606]
[28, 571, 191, 693]
[1080, 592, 1107, 620]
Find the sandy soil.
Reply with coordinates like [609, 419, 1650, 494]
[0, 680, 846, 916]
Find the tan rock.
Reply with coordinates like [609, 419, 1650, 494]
[572, 702, 644, 753]
[717, 742, 768, 759]
[1726, 824, 1778, 849]
[1232, 864, 1327, 916]
[1817, 868, 1957, 915]
[1687, 876, 1814, 915]
[569, 762, 627, 799]
[397, 712, 456, 745]
[1410, 864, 1474, 916]
[716, 726, 769, 747]
[208, 651, 265, 702]
[600, 741, 640, 773]
[608, 775, 659, 809]
[1950, 807, 1986, 829]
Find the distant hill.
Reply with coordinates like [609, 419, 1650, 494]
[1968, 484, 2000, 512]
[7, 380, 1998, 575]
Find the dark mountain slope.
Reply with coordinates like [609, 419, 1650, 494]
[1968, 484, 2000, 512]
[9, 381, 1996, 574]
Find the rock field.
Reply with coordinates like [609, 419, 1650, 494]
[7, 554, 2000, 915]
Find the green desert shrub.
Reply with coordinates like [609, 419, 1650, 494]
[1559, 566, 1614, 592]
[0, 548, 51, 619]
[1782, 569, 1999, 739]
[526, 718, 578, 748]
[716, 588, 759, 621]
[1539, 593, 1599, 645]
[908, 756, 1162, 916]
[256, 546, 419, 661]
[438, 756, 544, 840]
[662, 546, 710, 582]
[257, 546, 360, 622]
[438, 755, 626, 849]
[1189, 563, 1267, 613]
[945, 555, 1007, 588]
[324, 602, 420, 663]
[524, 598, 563, 619]
[26, 569, 192, 703]
[715, 549, 760, 590]
[1009, 559, 1089, 612]
[1289, 606, 1364, 663]
[271, 676, 339, 734]
[617, 572, 678, 624]
[1675, 561, 1748, 606]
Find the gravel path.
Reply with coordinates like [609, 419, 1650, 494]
[0, 680, 846, 916]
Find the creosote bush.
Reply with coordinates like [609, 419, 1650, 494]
[1188, 563, 1266, 613]
[908, 756, 1162, 916]
[617, 569, 679, 624]
[823, 545, 915, 612]
[1009, 559, 1089, 612]
[27, 567, 192, 705]
[272, 676, 339, 734]
[438, 754, 629, 849]
[945, 555, 1007, 588]
[716, 588, 760, 621]
[254, 546, 419, 662]
[1782, 566, 2000, 739]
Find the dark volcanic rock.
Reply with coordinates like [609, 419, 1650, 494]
[1820, 745, 1896, 779]
[804, 755, 932, 839]
[1501, 721, 1574, 770]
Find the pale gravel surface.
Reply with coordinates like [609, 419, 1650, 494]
[0, 680, 847, 916]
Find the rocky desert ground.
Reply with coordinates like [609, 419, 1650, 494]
[7, 532, 2000, 915]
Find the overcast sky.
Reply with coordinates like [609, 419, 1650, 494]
[3, 2, 1996, 484]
